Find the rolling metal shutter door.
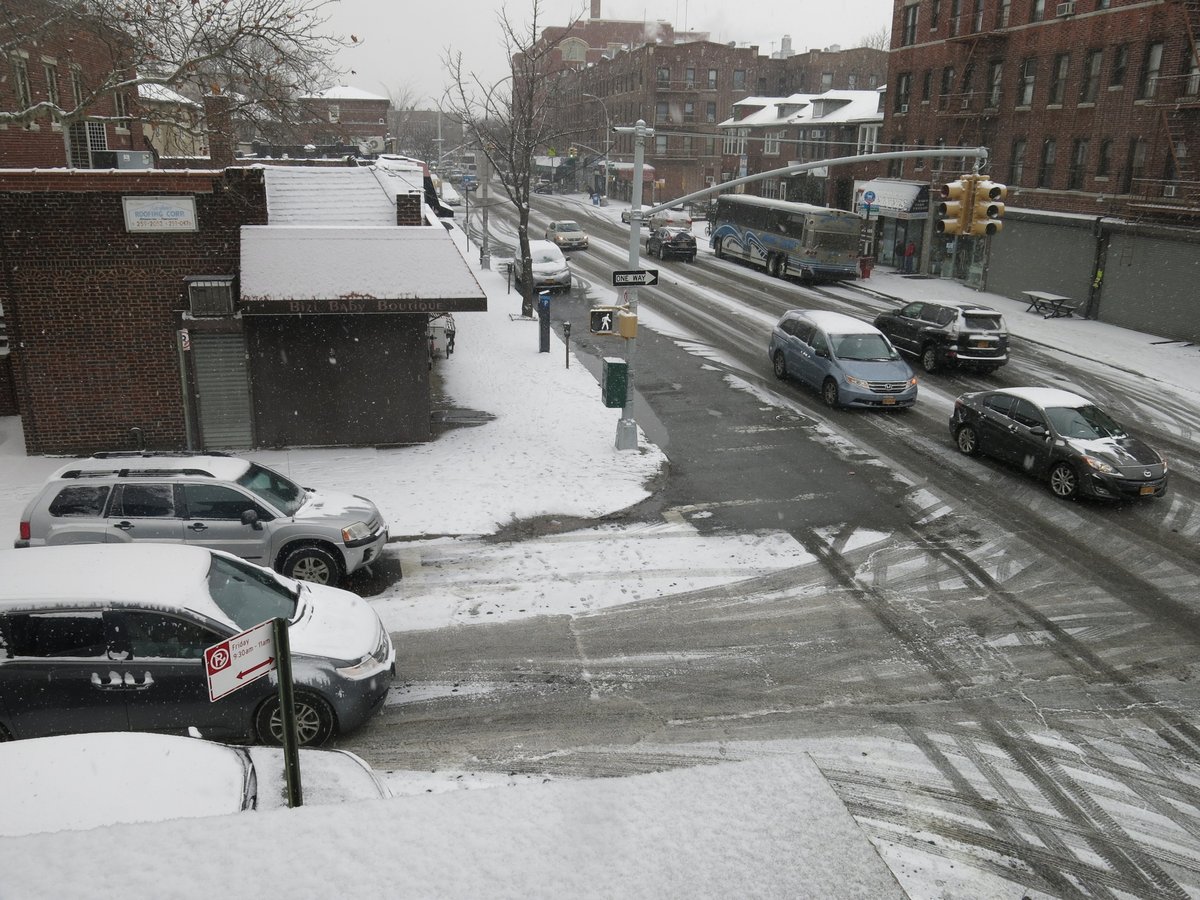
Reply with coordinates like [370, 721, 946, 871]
[191, 333, 253, 449]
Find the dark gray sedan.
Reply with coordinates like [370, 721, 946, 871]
[949, 386, 1168, 500]
[646, 227, 696, 261]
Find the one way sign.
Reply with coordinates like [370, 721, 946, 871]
[204, 619, 277, 702]
[612, 269, 659, 287]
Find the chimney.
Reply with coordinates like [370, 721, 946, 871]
[591, 0, 601, 19]
[203, 93, 235, 168]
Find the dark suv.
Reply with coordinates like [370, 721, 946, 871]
[873, 300, 1008, 374]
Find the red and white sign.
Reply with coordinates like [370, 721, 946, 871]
[204, 620, 277, 703]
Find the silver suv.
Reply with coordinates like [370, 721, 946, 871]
[14, 452, 388, 585]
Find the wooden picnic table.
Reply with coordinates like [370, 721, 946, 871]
[1023, 290, 1079, 319]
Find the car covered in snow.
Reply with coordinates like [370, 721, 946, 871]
[512, 240, 572, 292]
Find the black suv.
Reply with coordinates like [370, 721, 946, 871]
[873, 300, 1008, 374]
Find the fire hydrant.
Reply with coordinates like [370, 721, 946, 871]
[859, 256, 875, 279]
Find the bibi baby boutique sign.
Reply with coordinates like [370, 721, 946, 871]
[123, 196, 198, 232]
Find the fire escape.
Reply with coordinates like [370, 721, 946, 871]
[936, 8, 1011, 152]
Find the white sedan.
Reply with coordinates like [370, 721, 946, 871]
[0, 732, 389, 837]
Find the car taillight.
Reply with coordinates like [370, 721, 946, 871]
[19, 521, 31, 541]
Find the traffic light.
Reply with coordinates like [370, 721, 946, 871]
[969, 180, 1007, 236]
[590, 306, 619, 335]
[936, 177, 974, 236]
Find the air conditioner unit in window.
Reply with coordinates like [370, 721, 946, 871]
[186, 277, 235, 317]
[900, 103, 909, 113]
[1163, 184, 1178, 197]
[1056, 1, 1075, 15]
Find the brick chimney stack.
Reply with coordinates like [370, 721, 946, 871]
[203, 93, 235, 169]
[591, 0, 601, 19]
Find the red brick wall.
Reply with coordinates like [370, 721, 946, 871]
[0, 357, 17, 417]
[0, 168, 267, 455]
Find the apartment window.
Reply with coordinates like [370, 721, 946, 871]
[685, 67, 695, 87]
[895, 72, 912, 111]
[848, 73, 858, 89]
[113, 91, 130, 129]
[1124, 137, 1145, 192]
[733, 70, 746, 90]
[1017, 57, 1036, 106]
[707, 69, 718, 89]
[1009, 138, 1027, 184]
[1185, 53, 1200, 96]
[722, 130, 736, 154]
[1067, 138, 1088, 189]
[857, 124, 880, 154]
[655, 134, 668, 155]
[705, 137, 716, 156]
[706, 101, 717, 122]
[736, 128, 748, 154]
[1097, 0, 1110, 7]
[922, 70, 933, 101]
[1037, 138, 1056, 187]
[683, 100, 695, 121]
[950, 0, 962, 34]
[11, 58, 32, 110]
[70, 69, 83, 108]
[1096, 138, 1112, 177]
[973, 0, 985, 31]
[1049, 54, 1069, 105]
[932, 0, 942, 28]
[915, 137, 926, 169]
[821, 72, 833, 90]
[764, 130, 782, 155]
[941, 66, 956, 98]
[682, 135, 693, 156]
[1110, 45, 1129, 87]
[987, 61, 1003, 107]
[1032, 0, 1045, 21]
[327, 104, 340, 123]
[902, 2, 919, 44]
[997, 0, 1011, 27]
[657, 66, 670, 86]
[1080, 50, 1102, 103]
[656, 101, 669, 123]
[1137, 42, 1163, 99]
[44, 63, 60, 121]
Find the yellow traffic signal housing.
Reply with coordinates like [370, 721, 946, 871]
[969, 179, 1007, 236]
[936, 177, 974, 235]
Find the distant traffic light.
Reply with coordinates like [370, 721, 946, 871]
[936, 177, 974, 236]
[969, 180, 1007, 236]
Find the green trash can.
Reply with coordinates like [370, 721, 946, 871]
[602, 357, 628, 408]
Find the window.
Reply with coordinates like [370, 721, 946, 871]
[895, 72, 912, 111]
[70, 68, 83, 108]
[915, 137, 926, 169]
[685, 67, 695, 87]
[1067, 138, 1088, 189]
[113, 91, 130, 129]
[868, 74, 879, 88]
[1097, 139, 1112, 177]
[1110, 45, 1129, 87]
[1017, 57, 1036, 106]
[44, 63, 60, 121]
[1049, 53, 1069, 105]
[683, 100, 695, 121]
[847, 73, 857, 89]
[987, 61, 1003, 107]
[950, 0, 962, 34]
[656, 101, 668, 123]
[997, 0, 1011, 26]
[1080, 50, 1102, 103]
[682, 135, 693, 156]
[1037, 138, 1056, 187]
[1124, 137, 1146, 192]
[764, 130, 782, 155]
[902, 2, 919, 44]
[1184, 52, 1200, 96]
[707, 69, 718, 89]
[1032, 0, 1045, 21]
[705, 137, 716, 156]
[857, 124, 880, 155]
[821, 72, 833, 91]
[1009, 138, 1026, 184]
[0, 611, 109, 658]
[327, 104, 340, 123]
[111, 484, 177, 518]
[1137, 42, 1163, 99]
[733, 70, 746, 90]
[182, 484, 260, 520]
[655, 134, 668, 154]
[941, 66, 956, 98]
[49, 486, 111, 517]
[922, 70, 933, 101]
[973, 0, 985, 31]
[187, 278, 235, 316]
[118, 612, 215, 660]
[657, 66, 670, 85]
[11, 57, 32, 111]
[931, 0, 942, 27]
[705, 101, 717, 123]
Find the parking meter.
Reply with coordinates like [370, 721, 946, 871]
[538, 292, 551, 353]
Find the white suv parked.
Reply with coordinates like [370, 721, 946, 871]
[14, 452, 388, 585]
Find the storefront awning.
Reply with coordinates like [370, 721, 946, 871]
[855, 180, 930, 220]
[239, 225, 487, 314]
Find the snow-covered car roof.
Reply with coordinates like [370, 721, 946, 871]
[784, 309, 879, 335]
[995, 387, 1090, 408]
[50, 454, 253, 482]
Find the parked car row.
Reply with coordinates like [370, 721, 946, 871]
[768, 307, 1168, 501]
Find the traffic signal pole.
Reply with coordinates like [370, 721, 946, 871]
[613, 119, 652, 451]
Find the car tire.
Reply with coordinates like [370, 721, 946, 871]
[658, 245, 666, 260]
[921, 345, 939, 374]
[767, 254, 781, 278]
[280, 543, 342, 585]
[955, 423, 980, 456]
[1049, 461, 1080, 499]
[687, 254, 696, 263]
[255, 690, 336, 747]
[772, 350, 788, 380]
[821, 378, 840, 409]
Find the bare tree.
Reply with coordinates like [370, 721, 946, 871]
[444, 0, 583, 317]
[1, 0, 350, 143]
[857, 26, 892, 51]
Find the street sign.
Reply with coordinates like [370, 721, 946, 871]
[204, 620, 277, 702]
[863, 190, 876, 204]
[612, 269, 659, 287]
[590, 306, 619, 334]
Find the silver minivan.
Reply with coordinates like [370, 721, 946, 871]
[768, 309, 918, 409]
[14, 452, 388, 585]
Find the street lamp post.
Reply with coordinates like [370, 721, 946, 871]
[582, 93, 611, 200]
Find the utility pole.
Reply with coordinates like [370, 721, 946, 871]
[612, 119, 652, 451]
[480, 144, 491, 269]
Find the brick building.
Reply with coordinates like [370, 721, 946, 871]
[535, 0, 708, 76]
[295, 86, 391, 151]
[884, 0, 1199, 341]
[0, 164, 485, 455]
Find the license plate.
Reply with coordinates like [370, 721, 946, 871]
[882, 397, 896, 405]
[1140, 485, 1155, 495]
[972, 341, 993, 349]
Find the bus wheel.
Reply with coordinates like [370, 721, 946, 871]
[767, 255, 782, 278]
[715, 238, 726, 260]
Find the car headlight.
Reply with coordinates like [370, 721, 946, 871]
[342, 521, 373, 543]
[844, 374, 870, 389]
[1081, 455, 1117, 475]
[907, 376, 919, 387]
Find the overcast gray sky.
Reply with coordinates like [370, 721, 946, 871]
[325, 0, 893, 107]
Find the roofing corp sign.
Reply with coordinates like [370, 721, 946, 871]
[122, 196, 198, 232]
